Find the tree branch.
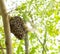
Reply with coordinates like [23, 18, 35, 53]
[25, 34, 29, 54]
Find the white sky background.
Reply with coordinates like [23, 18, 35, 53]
[5, 0, 26, 12]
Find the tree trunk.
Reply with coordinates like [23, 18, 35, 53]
[0, 0, 12, 54]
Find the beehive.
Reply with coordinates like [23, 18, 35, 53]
[9, 16, 28, 40]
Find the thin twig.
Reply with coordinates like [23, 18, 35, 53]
[0, 48, 6, 49]
[30, 18, 43, 46]
[34, 32, 43, 46]
[42, 25, 47, 54]
[25, 34, 29, 54]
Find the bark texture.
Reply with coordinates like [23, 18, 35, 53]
[0, 0, 12, 54]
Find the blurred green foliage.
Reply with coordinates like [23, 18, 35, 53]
[0, 0, 60, 54]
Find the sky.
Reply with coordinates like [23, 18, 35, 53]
[5, 0, 26, 12]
